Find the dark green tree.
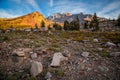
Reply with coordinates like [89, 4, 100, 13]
[117, 14, 120, 27]
[84, 21, 88, 29]
[89, 21, 93, 28]
[64, 20, 70, 30]
[53, 22, 62, 30]
[92, 13, 99, 30]
[70, 21, 76, 30]
[41, 20, 45, 28]
[75, 16, 80, 30]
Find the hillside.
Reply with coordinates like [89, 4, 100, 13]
[0, 12, 51, 29]
[0, 31, 120, 80]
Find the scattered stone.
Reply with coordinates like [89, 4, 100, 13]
[12, 48, 32, 57]
[62, 50, 71, 58]
[30, 61, 43, 77]
[106, 42, 116, 47]
[45, 72, 52, 80]
[98, 66, 108, 72]
[31, 53, 37, 59]
[110, 52, 120, 57]
[117, 43, 120, 48]
[98, 48, 103, 51]
[81, 52, 89, 58]
[42, 49, 48, 54]
[50, 52, 68, 67]
[93, 38, 99, 42]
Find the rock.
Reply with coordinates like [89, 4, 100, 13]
[98, 48, 103, 51]
[106, 42, 116, 47]
[30, 52, 37, 59]
[110, 52, 120, 57]
[117, 43, 120, 48]
[45, 72, 52, 80]
[50, 52, 68, 67]
[62, 50, 71, 58]
[30, 61, 43, 77]
[12, 48, 32, 57]
[93, 38, 99, 42]
[98, 66, 108, 72]
[81, 52, 89, 58]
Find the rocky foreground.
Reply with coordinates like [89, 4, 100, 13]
[0, 31, 120, 80]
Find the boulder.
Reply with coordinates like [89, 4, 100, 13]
[98, 48, 103, 51]
[30, 61, 43, 77]
[106, 42, 116, 47]
[117, 43, 120, 48]
[93, 39, 99, 42]
[45, 72, 52, 80]
[81, 52, 89, 58]
[62, 50, 71, 58]
[50, 52, 68, 67]
[30, 52, 37, 59]
[110, 52, 120, 57]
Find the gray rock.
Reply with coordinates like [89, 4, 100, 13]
[106, 42, 116, 47]
[31, 53, 37, 59]
[45, 72, 52, 80]
[30, 61, 43, 77]
[98, 66, 108, 72]
[62, 50, 71, 58]
[50, 52, 68, 67]
[110, 52, 120, 57]
[118, 43, 120, 48]
[93, 39, 99, 42]
[98, 48, 103, 51]
[81, 52, 89, 58]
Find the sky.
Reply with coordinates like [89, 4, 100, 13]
[0, 0, 120, 19]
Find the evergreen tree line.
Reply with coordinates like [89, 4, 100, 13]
[64, 13, 100, 31]
[64, 16, 80, 30]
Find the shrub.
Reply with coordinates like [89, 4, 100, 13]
[0, 36, 9, 42]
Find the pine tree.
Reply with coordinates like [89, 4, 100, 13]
[64, 20, 70, 30]
[89, 21, 93, 29]
[75, 16, 80, 30]
[92, 13, 99, 30]
[41, 20, 45, 28]
[70, 21, 75, 30]
[53, 22, 62, 30]
[84, 21, 88, 29]
[117, 14, 120, 27]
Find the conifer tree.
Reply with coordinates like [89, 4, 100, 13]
[92, 13, 99, 30]
[64, 20, 70, 30]
[84, 21, 88, 29]
[41, 20, 45, 28]
[117, 14, 120, 27]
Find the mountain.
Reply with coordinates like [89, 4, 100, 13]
[47, 12, 93, 23]
[0, 11, 51, 29]
[47, 12, 107, 24]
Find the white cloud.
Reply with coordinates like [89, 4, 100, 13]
[47, 0, 86, 15]
[98, 1, 120, 19]
[26, 0, 40, 10]
[0, 9, 20, 18]
[50, 0, 53, 7]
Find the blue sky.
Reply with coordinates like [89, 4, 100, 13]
[0, 0, 120, 19]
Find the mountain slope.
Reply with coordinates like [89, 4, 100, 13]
[47, 12, 93, 24]
[0, 12, 51, 29]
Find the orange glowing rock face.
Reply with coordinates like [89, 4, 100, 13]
[0, 11, 63, 29]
